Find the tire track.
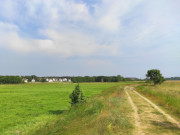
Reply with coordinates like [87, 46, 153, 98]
[125, 86, 180, 135]
[125, 87, 144, 135]
[131, 87, 180, 128]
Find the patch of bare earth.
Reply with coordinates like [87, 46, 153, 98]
[125, 86, 180, 135]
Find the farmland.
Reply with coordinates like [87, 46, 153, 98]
[0, 81, 180, 135]
[0, 82, 118, 134]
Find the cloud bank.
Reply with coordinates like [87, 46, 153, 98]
[0, 0, 180, 77]
[0, 0, 179, 58]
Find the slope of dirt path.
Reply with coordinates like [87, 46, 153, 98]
[125, 86, 180, 135]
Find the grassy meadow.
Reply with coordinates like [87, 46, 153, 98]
[30, 84, 134, 135]
[1, 81, 179, 134]
[136, 81, 180, 119]
[0, 82, 119, 134]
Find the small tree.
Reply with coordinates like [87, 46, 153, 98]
[69, 84, 85, 106]
[146, 69, 165, 85]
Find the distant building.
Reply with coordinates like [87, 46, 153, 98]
[31, 79, 35, 83]
[63, 78, 67, 82]
[48, 79, 53, 82]
[22, 78, 28, 83]
[44, 77, 71, 83]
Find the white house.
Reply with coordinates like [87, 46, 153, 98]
[44, 77, 71, 83]
[59, 78, 63, 82]
[63, 78, 67, 82]
[48, 79, 53, 82]
[31, 79, 35, 82]
[22, 78, 28, 83]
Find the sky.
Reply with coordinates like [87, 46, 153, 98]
[0, 0, 179, 78]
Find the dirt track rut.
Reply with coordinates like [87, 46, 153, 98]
[125, 86, 180, 135]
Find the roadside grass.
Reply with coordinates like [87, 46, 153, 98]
[0, 82, 118, 135]
[136, 81, 180, 119]
[30, 85, 134, 135]
[128, 89, 180, 135]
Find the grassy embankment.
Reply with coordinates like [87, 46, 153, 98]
[136, 81, 180, 119]
[0, 83, 119, 135]
[30, 83, 134, 135]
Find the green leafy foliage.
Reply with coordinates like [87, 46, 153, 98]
[40, 78, 47, 82]
[146, 69, 165, 85]
[71, 75, 124, 83]
[69, 84, 86, 105]
[0, 76, 22, 84]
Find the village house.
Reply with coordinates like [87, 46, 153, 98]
[45, 77, 71, 82]
[22, 77, 72, 83]
[59, 78, 63, 82]
[62, 78, 67, 82]
[68, 78, 71, 82]
[22, 78, 28, 83]
[31, 79, 35, 82]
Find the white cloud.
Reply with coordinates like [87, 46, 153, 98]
[93, 0, 143, 32]
[0, 0, 180, 77]
[0, 0, 179, 59]
[0, 21, 118, 57]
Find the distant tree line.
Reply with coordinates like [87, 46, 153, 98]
[0, 76, 22, 84]
[0, 75, 43, 84]
[166, 77, 180, 80]
[71, 75, 142, 83]
[0, 75, 143, 84]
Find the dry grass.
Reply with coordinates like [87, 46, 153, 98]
[136, 81, 180, 119]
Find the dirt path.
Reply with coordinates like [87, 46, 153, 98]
[125, 86, 180, 135]
[125, 89, 143, 135]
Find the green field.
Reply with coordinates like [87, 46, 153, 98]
[136, 81, 180, 119]
[0, 82, 118, 134]
[30, 83, 134, 135]
[1, 81, 179, 135]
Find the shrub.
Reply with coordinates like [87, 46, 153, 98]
[69, 84, 85, 106]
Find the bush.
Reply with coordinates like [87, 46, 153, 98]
[69, 84, 85, 106]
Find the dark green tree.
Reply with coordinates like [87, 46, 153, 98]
[69, 84, 85, 106]
[146, 69, 165, 85]
[0, 76, 22, 84]
[40, 78, 47, 82]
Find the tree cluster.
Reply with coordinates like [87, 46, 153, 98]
[166, 77, 180, 80]
[0, 76, 22, 84]
[71, 75, 124, 83]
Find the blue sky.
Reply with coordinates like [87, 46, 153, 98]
[0, 0, 179, 78]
